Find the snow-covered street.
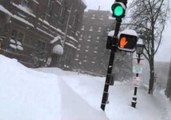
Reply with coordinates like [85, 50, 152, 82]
[0, 55, 171, 120]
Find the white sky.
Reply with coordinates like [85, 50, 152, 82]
[85, 0, 171, 62]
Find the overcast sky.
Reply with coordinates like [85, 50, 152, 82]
[85, 0, 171, 62]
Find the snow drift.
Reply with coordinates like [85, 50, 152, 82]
[0, 55, 108, 120]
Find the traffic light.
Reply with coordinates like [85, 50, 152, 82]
[118, 30, 138, 52]
[111, 0, 127, 18]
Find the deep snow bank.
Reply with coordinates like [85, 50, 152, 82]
[0, 55, 108, 120]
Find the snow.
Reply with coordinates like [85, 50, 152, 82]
[0, 55, 171, 120]
[119, 29, 138, 37]
[9, 44, 17, 49]
[108, 30, 115, 37]
[17, 41, 22, 46]
[13, 15, 34, 27]
[12, 3, 36, 17]
[50, 36, 61, 44]
[137, 38, 143, 45]
[10, 39, 15, 44]
[68, 36, 78, 43]
[52, 44, 64, 55]
[108, 16, 115, 20]
[33, 0, 39, 5]
[0, 55, 107, 120]
[36, 27, 54, 38]
[38, 18, 65, 35]
[17, 45, 24, 51]
[65, 42, 77, 50]
[0, 5, 12, 16]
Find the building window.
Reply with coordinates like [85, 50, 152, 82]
[89, 26, 93, 31]
[81, 26, 85, 31]
[76, 54, 79, 58]
[86, 46, 89, 49]
[83, 60, 87, 62]
[11, 30, 24, 42]
[9, 29, 24, 51]
[99, 15, 104, 20]
[87, 39, 91, 42]
[91, 14, 95, 19]
[97, 36, 100, 40]
[11, 30, 17, 40]
[36, 40, 46, 50]
[88, 35, 91, 38]
[18, 32, 24, 42]
[98, 27, 101, 32]
[107, 28, 110, 31]
[94, 51, 98, 53]
[85, 50, 88, 52]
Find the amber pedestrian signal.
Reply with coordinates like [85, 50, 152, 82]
[118, 30, 138, 52]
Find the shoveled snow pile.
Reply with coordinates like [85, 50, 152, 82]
[0, 55, 108, 120]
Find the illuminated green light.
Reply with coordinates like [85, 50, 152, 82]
[113, 5, 124, 16]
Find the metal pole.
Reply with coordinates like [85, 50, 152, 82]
[101, 18, 122, 111]
[131, 54, 141, 108]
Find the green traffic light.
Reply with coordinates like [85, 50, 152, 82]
[113, 5, 124, 16]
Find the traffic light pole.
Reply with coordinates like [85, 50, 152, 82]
[101, 18, 122, 111]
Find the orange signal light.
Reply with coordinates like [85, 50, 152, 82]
[120, 37, 128, 48]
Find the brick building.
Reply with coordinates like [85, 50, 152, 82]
[74, 9, 133, 79]
[0, 0, 86, 68]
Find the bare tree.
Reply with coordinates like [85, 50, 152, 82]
[128, 0, 170, 94]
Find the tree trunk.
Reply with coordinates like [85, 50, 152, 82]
[148, 56, 155, 94]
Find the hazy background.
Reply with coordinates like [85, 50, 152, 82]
[85, 0, 171, 62]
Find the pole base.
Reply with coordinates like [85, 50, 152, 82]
[131, 101, 137, 108]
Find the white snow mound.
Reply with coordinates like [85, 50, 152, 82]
[0, 55, 108, 120]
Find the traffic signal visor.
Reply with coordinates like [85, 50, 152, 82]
[111, 2, 126, 18]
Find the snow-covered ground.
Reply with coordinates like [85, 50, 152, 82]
[0, 55, 171, 120]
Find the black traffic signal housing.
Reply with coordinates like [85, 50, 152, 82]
[118, 31, 138, 52]
[111, 0, 127, 19]
[106, 31, 117, 49]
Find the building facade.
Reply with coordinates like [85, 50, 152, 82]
[74, 9, 133, 78]
[0, 0, 86, 68]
